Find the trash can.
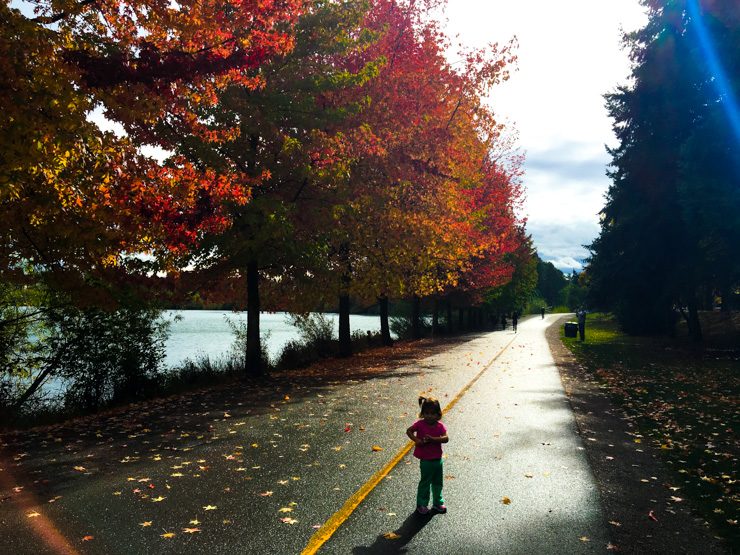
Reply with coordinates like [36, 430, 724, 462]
[564, 322, 578, 338]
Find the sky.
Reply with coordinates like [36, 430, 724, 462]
[436, 0, 648, 272]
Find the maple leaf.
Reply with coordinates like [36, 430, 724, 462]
[139, 521, 152, 527]
[160, 532, 175, 539]
[152, 496, 166, 502]
[579, 536, 590, 542]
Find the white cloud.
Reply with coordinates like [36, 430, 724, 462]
[438, 0, 647, 263]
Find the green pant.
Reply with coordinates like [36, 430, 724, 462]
[416, 458, 444, 507]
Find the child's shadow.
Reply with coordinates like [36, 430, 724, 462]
[352, 511, 435, 554]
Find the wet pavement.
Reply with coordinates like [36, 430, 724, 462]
[1, 315, 609, 554]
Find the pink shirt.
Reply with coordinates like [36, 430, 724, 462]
[409, 419, 447, 460]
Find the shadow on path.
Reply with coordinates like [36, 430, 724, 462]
[352, 511, 435, 554]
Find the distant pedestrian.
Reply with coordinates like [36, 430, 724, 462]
[500, 314, 507, 330]
[577, 308, 587, 341]
[512, 311, 518, 332]
[541, 306, 546, 319]
[406, 396, 449, 515]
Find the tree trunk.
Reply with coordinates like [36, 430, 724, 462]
[431, 298, 439, 337]
[245, 260, 262, 376]
[687, 294, 703, 342]
[446, 300, 453, 334]
[411, 295, 421, 339]
[338, 291, 352, 356]
[379, 295, 393, 346]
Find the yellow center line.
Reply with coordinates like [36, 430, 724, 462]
[301, 333, 518, 554]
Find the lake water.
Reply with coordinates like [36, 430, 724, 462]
[33, 311, 389, 399]
[162, 310, 386, 367]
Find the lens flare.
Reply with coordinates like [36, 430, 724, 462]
[686, 0, 740, 146]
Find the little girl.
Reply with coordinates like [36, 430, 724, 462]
[406, 396, 449, 514]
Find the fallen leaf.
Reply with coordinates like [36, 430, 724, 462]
[501, 497, 511, 505]
[608, 521, 621, 527]
[189, 519, 200, 525]
[140, 521, 152, 527]
[383, 532, 401, 540]
[160, 532, 175, 539]
[73, 466, 86, 472]
[151, 496, 166, 502]
[182, 528, 201, 534]
[372, 446, 383, 452]
[203, 505, 217, 511]
[579, 536, 590, 542]
[648, 510, 658, 522]
[278, 507, 293, 513]
[280, 517, 298, 524]
[82, 535, 94, 542]
[27, 511, 41, 518]
[259, 491, 273, 497]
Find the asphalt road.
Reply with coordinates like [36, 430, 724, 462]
[1, 315, 609, 554]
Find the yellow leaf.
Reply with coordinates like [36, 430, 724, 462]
[27, 511, 41, 518]
[182, 528, 201, 534]
[501, 497, 511, 505]
[139, 521, 152, 527]
[160, 532, 175, 539]
[278, 507, 293, 513]
[383, 532, 401, 540]
[372, 445, 383, 452]
[203, 505, 217, 510]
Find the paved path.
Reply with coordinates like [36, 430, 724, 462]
[1, 315, 609, 554]
[321, 314, 609, 553]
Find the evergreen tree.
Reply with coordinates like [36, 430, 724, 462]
[588, 0, 739, 339]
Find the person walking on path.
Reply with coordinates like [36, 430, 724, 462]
[406, 396, 449, 515]
[541, 306, 546, 319]
[577, 307, 587, 341]
[512, 311, 518, 332]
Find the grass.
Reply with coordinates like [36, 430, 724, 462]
[562, 312, 739, 544]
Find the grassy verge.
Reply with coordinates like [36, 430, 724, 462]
[561, 313, 739, 544]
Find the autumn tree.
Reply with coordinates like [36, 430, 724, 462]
[158, 0, 382, 374]
[1, 0, 304, 302]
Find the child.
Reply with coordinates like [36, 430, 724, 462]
[406, 396, 449, 515]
